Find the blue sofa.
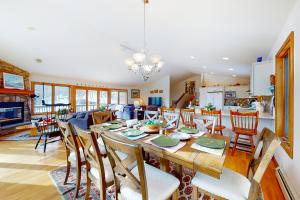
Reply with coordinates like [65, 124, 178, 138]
[108, 104, 135, 120]
[68, 110, 95, 130]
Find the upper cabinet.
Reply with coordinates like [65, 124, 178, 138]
[225, 85, 250, 98]
[251, 60, 274, 96]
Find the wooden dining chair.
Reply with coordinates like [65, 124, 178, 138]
[57, 120, 86, 198]
[191, 128, 281, 200]
[92, 111, 112, 125]
[162, 112, 180, 129]
[193, 114, 216, 134]
[201, 109, 225, 135]
[100, 133, 180, 200]
[180, 108, 196, 128]
[230, 111, 259, 155]
[144, 110, 159, 121]
[74, 125, 116, 200]
[160, 107, 176, 115]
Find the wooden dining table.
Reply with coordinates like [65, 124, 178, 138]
[90, 124, 230, 179]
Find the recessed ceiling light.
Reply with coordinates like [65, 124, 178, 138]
[228, 68, 234, 71]
[202, 65, 207, 69]
[190, 56, 195, 60]
[232, 74, 237, 77]
[222, 57, 229, 61]
[35, 58, 42, 63]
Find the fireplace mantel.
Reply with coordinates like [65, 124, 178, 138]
[0, 88, 34, 95]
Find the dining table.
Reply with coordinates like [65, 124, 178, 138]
[90, 121, 230, 179]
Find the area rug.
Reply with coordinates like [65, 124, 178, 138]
[0, 132, 41, 141]
[49, 157, 209, 200]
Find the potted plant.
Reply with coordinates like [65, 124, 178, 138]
[205, 103, 216, 112]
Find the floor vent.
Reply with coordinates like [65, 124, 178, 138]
[275, 167, 298, 200]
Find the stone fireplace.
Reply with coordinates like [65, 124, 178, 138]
[0, 59, 32, 129]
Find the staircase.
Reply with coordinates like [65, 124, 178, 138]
[172, 81, 196, 108]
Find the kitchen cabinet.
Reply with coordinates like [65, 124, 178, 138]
[251, 60, 274, 96]
[199, 86, 224, 109]
[225, 85, 250, 98]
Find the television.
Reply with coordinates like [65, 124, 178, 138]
[148, 97, 162, 107]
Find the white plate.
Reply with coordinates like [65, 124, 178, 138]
[170, 132, 191, 141]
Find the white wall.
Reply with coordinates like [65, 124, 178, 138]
[202, 73, 250, 87]
[30, 73, 137, 104]
[268, 0, 300, 196]
[139, 75, 171, 107]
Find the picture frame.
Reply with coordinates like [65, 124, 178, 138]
[154, 89, 158, 93]
[2, 72, 25, 90]
[159, 90, 163, 93]
[131, 89, 140, 98]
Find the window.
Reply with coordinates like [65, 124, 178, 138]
[275, 31, 294, 158]
[110, 90, 128, 104]
[88, 90, 97, 111]
[111, 91, 119, 104]
[119, 91, 127, 104]
[54, 86, 70, 111]
[34, 84, 52, 113]
[76, 89, 86, 112]
[99, 90, 108, 106]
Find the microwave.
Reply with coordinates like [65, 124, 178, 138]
[225, 91, 236, 98]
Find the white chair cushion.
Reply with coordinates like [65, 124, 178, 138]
[90, 157, 114, 183]
[68, 147, 85, 163]
[191, 167, 251, 200]
[120, 163, 180, 200]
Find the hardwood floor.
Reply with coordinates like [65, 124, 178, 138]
[0, 132, 284, 200]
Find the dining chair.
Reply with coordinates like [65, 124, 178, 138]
[74, 125, 116, 200]
[180, 108, 196, 128]
[191, 128, 281, 200]
[193, 114, 216, 134]
[144, 110, 159, 121]
[201, 109, 225, 135]
[100, 133, 180, 200]
[162, 112, 180, 129]
[160, 107, 176, 115]
[230, 111, 259, 155]
[92, 111, 112, 125]
[57, 120, 86, 198]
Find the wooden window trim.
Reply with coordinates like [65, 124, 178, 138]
[275, 31, 294, 158]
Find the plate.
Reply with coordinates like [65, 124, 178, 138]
[151, 135, 180, 147]
[170, 132, 191, 141]
[121, 129, 144, 137]
[178, 127, 199, 134]
[195, 136, 225, 149]
[104, 124, 122, 130]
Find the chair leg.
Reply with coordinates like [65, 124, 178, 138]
[35, 132, 44, 149]
[172, 188, 179, 200]
[175, 164, 183, 180]
[220, 129, 223, 135]
[75, 161, 82, 198]
[85, 176, 91, 200]
[231, 133, 239, 156]
[64, 160, 71, 184]
[249, 135, 254, 154]
[43, 134, 48, 153]
[192, 185, 199, 200]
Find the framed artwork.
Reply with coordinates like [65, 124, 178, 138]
[154, 89, 158, 93]
[3, 72, 25, 90]
[131, 89, 140, 98]
[159, 90, 163, 93]
[150, 90, 154, 94]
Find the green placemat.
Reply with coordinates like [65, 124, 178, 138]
[121, 129, 144, 137]
[196, 136, 225, 149]
[179, 127, 199, 134]
[110, 120, 121, 124]
[151, 135, 180, 147]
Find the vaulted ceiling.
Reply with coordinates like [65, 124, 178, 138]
[0, 0, 296, 85]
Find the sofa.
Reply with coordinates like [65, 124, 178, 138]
[68, 110, 95, 130]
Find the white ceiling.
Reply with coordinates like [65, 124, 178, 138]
[0, 0, 296, 85]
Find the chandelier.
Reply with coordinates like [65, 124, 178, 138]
[124, 0, 164, 81]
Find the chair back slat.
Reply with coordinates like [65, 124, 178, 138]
[100, 133, 148, 200]
[162, 112, 180, 129]
[74, 126, 108, 198]
[92, 111, 112, 125]
[201, 109, 222, 127]
[193, 114, 216, 134]
[180, 108, 195, 127]
[247, 128, 281, 200]
[161, 107, 176, 116]
[57, 120, 78, 152]
[144, 110, 159, 121]
[230, 111, 259, 134]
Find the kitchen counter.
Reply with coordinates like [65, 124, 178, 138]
[221, 110, 275, 120]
